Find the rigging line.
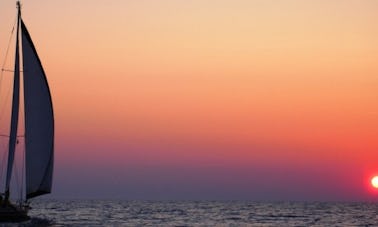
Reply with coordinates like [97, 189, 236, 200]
[1, 69, 23, 72]
[20, 139, 25, 202]
[1, 69, 14, 72]
[0, 16, 17, 125]
[0, 15, 17, 89]
[14, 148, 20, 200]
[13, 139, 25, 201]
[0, 143, 9, 184]
[0, 84, 12, 122]
[0, 17, 16, 70]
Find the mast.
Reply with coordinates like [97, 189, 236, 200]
[4, 1, 21, 201]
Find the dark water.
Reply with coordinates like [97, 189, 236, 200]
[2, 200, 378, 226]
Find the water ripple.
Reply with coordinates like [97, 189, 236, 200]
[1, 200, 370, 226]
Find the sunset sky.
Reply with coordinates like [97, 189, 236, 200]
[0, 0, 377, 201]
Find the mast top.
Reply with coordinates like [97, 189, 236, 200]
[16, 1, 21, 11]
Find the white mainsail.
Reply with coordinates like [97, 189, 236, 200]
[21, 20, 54, 199]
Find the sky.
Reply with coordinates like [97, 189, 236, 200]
[0, 0, 377, 201]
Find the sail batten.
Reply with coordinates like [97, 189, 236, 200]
[21, 19, 54, 199]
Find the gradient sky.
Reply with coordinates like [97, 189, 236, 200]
[0, 0, 378, 201]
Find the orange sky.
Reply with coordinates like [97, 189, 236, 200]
[0, 0, 377, 200]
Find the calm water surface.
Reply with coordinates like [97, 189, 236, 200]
[2, 200, 377, 226]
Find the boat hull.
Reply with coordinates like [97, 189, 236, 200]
[0, 204, 29, 222]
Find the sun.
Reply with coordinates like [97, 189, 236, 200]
[371, 176, 378, 189]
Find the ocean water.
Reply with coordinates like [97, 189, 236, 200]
[3, 200, 378, 226]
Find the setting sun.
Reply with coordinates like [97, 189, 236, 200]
[371, 176, 378, 189]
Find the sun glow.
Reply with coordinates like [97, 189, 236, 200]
[371, 176, 378, 189]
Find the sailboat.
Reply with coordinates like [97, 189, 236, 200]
[0, 1, 54, 222]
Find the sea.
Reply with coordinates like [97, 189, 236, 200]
[3, 200, 378, 226]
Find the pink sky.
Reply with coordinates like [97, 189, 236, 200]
[0, 0, 378, 200]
